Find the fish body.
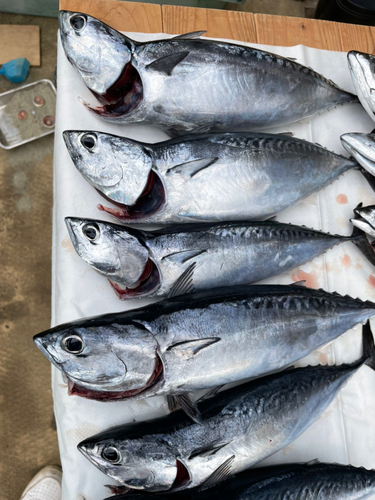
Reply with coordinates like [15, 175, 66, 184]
[104, 462, 375, 499]
[348, 51, 375, 123]
[65, 217, 375, 299]
[34, 285, 375, 401]
[341, 132, 375, 177]
[63, 131, 357, 224]
[352, 204, 375, 238]
[59, 12, 357, 133]
[78, 325, 374, 493]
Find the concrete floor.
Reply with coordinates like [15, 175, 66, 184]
[0, 12, 60, 500]
[0, 2, 315, 499]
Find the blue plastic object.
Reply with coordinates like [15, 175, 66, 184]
[0, 58, 30, 83]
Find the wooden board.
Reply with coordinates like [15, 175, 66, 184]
[162, 5, 257, 43]
[59, 0, 162, 33]
[0, 25, 40, 66]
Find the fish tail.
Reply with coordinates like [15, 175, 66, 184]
[348, 205, 375, 266]
[362, 320, 375, 371]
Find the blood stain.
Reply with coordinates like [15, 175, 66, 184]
[336, 194, 348, 204]
[291, 269, 318, 289]
[368, 275, 375, 288]
[341, 254, 351, 269]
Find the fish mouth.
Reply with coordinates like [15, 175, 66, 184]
[97, 169, 165, 222]
[83, 61, 143, 118]
[109, 258, 160, 299]
[68, 352, 164, 401]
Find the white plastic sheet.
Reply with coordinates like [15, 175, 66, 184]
[52, 31, 375, 500]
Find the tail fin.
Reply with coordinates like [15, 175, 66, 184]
[363, 320, 375, 371]
[349, 204, 375, 266]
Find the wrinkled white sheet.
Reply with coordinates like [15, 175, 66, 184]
[53, 31, 375, 500]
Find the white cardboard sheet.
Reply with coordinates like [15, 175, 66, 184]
[53, 32, 375, 500]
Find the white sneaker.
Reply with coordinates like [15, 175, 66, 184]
[20, 466, 62, 500]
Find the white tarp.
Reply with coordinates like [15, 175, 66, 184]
[52, 31, 375, 500]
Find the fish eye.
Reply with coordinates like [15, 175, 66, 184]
[81, 133, 97, 151]
[102, 445, 121, 464]
[62, 334, 84, 354]
[82, 223, 99, 242]
[70, 14, 87, 32]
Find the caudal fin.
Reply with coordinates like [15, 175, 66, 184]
[349, 204, 375, 266]
[362, 320, 375, 371]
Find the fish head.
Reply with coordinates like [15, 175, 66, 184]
[63, 131, 153, 206]
[79, 433, 178, 492]
[340, 132, 375, 177]
[33, 322, 161, 395]
[59, 11, 132, 95]
[348, 51, 375, 121]
[352, 204, 375, 238]
[64, 217, 151, 288]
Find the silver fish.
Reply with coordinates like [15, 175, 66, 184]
[33, 285, 375, 405]
[77, 322, 375, 492]
[65, 216, 375, 300]
[62, 131, 359, 224]
[348, 51, 375, 123]
[352, 203, 375, 239]
[103, 462, 375, 500]
[59, 11, 357, 134]
[341, 132, 375, 177]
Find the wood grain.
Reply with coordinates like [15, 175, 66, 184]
[0, 25, 40, 66]
[162, 5, 257, 43]
[339, 23, 375, 54]
[59, 0, 162, 33]
[254, 14, 342, 51]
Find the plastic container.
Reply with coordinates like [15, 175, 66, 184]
[0, 79, 56, 149]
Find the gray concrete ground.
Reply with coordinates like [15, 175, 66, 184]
[0, 12, 60, 500]
[0, 2, 315, 499]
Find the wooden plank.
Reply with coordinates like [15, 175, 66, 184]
[339, 23, 375, 54]
[0, 25, 40, 66]
[59, 0, 162, 33]
[162, 5, 257, 43]
[254, 14, 342, 51]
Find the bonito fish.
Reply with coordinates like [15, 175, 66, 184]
[102, 462, 375, 499]
[351, 203, 375, 239]
[34, 285, 375, 408]
[78, 321, 375, 493]
[65, 216, 375, 300]
[63, 131, 361, 224]
[59, 11, 357, 134]
[341, 132, 375, 177]
[348, 51, 375, 123]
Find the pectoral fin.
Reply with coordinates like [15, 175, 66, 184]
[146, 51, 189, 76]
[188, 441, 227, 460]
[167, 337, 220, 358]
[164, 249, 207, 265]
[198, 455, 235, 491]
[166, 157, 219, 178]
[167, 394, 202, 424]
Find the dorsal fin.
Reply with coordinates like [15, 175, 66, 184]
[167, 262, 196, 298]
[166, 157, 219, 178]
[172, 31, 206, 40]
[146, 51, 189, 75]
[290, 280, 307, 287]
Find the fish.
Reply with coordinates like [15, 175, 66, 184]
[34, 284, 375, 411]
[101, 461, 375, 499]
[65, 216, 375, 300]
[59, 11, 357, 134]
[351, 203, 375, 238]
[77, 321, 375, 493]
[62, 130, 362, 224]
[341, 132, 375, 177]
[348, 51, 375, 123]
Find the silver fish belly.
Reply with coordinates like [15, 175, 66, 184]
[33, 285, 375, 401]
[63, 131, 358, 224]
[78, 325, 374, 492]
[59, 11, 357, 133]
[65, 217, 375, 299]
